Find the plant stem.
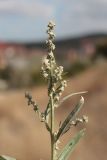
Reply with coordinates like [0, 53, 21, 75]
[50, 94, 54, 134]
[50, 91, 55, 160]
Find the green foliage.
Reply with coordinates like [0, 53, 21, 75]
[0, 156, 6, 160]
[59, 91, 87, 107]
[57, 129, 85, 160]
[56, 96, 84, 141]
[0, 156, 16, 160]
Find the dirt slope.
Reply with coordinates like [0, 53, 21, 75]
[0, 62, 107, 160]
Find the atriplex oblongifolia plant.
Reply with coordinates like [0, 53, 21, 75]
[0, 21, 88, 160]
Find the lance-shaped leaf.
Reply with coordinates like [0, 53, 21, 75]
[59, 91, 87, 107]
[57, 129, 85, 160]
[44, 101, 51, 123]
[45, 102, 50, 117]
[56, 96, 84, 141]
[0, 156, 16, 160]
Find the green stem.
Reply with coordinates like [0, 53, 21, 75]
[50, 94, 54, 134]
[50, 93, 55, 160]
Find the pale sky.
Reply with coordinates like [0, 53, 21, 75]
[0, 0, 107, 42]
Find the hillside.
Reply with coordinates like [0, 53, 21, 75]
[0, 61, 107, 160]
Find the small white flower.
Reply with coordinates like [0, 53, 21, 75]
[83, 115, 88, 123]
[41, 66, 44, 71]
[48, 21, 55, 28]
[62, 80, 67, 87]
[58, 92, 62, 96]
[48, 51, 54, 58]
[43, 58, 49, 66]
[43, 72, 48, 78]
[55, 96, 60, 102]
[60, 86, 65, 92]
[52, 87, 55, 92]
[76, 118, 83, 123]
[59, 66, 63, 72]
[71, 121, 76, 125]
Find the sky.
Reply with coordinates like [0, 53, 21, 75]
[0, 0, 107, 42]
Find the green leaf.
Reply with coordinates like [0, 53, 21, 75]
[44, 101, 51, 124]
[56, 96, 84, 141]
[57, 129, 85, 160]
[45, 102, 51, 118]
[0, 156, 6, 160]
[59, 91, 87, 107]
[0, 156, 16, 160]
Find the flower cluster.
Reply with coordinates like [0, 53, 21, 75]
[25, 91, 39, 112]
[71, 115, 88, 126]
[25, 91, 43, 121]
[41, 21, 56, 80]
[41, 21, 67, 107]
[53, 80, 67, 107]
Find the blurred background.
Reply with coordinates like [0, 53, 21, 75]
[0, 0, 107, 160]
